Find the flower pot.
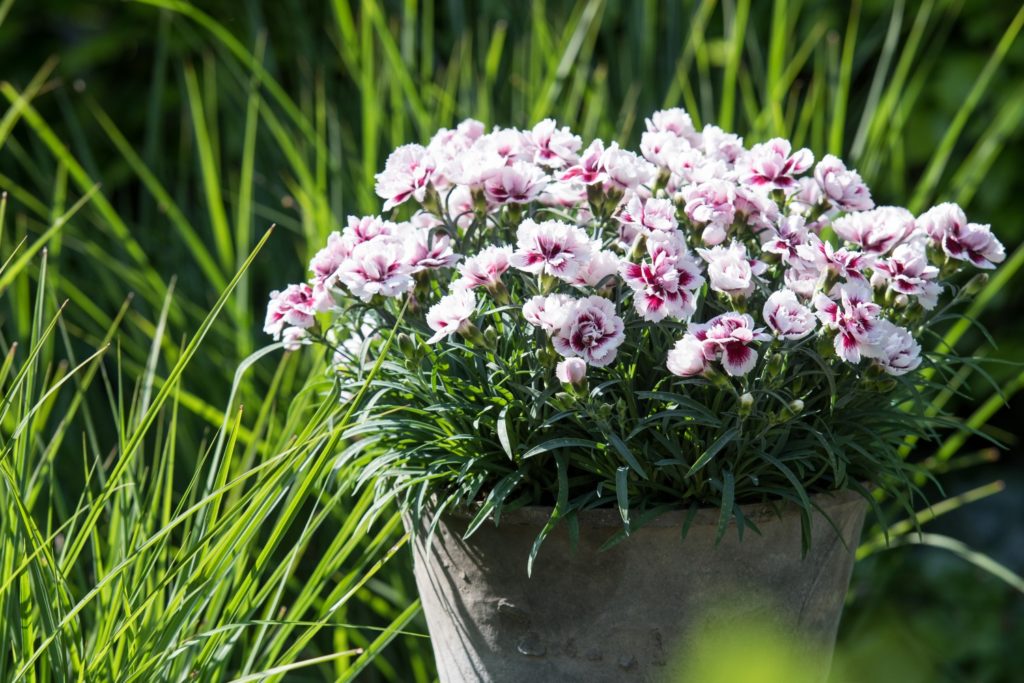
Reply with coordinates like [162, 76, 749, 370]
[407, 488, 868, 682]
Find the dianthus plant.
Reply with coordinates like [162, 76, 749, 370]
[265, 110, 1005, 553]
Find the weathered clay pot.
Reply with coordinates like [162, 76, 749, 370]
[407, 488, 868, 682]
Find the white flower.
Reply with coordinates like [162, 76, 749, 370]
[455, 245, 512, 290]
[666, 334, 708, 376]
[869, 320, 922, 376]
[522, 293, 577, 334]
[374, 144, 436, 210]
[336, 238, 415, 302]
[814, 154, 874, 211]
[763, 289, 816, 340]
[555, 357, 587, 384]
[552, 296, 626, 367]
[425, 289, 476, 344]
[832, 206, 915, 255]
[916, 202, 1005, 269]
[509, 218, 593, 280]
[737, 138, 813, 191]
[697, 241, 766, 298]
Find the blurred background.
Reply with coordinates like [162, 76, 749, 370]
[1, 0, 1022, 680]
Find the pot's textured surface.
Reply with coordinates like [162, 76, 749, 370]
[408, 489, 868, 683]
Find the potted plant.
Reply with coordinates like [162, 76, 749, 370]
[263, 110, 1005, 681]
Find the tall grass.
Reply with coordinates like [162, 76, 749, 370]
[1, 0, 1022, 679]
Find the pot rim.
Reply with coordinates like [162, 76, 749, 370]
[443, 486, 868, 528]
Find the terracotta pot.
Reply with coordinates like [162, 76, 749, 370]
[407, 488, 868, 682]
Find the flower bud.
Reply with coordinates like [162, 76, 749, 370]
[397, 332, 417, 361]
[556, 358, 587, 386]
[963, 272, 989, 296]
[738, 392, 754, 416]
[482, 325, 498, 349]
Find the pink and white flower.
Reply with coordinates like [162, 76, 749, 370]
[374, 144, 436, 210]
[483, 128, 530, 162]
[683, 179, 737, 245]
[640, 130, 691, 168]
[617, 195, 679, 247]
[455, 245, 512, 290]
[796, 236, 872, 281]
[737, 138, 813, 191]
[700, 125, 746, 164]
[813, 281, 882, 363]
[916, 202, 1006, 269]
[763, 289, 816, 340]
[870, 243, 941, 310]
[570, 248, 621, 288]
[337, 239, 415, 302]
[555, 357, 588, 385]
[814, 154, 874, 211]
[698, 241, 766, 298]
[343, 215, 396, 245]
[552, 296, 626, 367]
[646, 108, 699, 142]
[482, 161, 548, 205]
[510, 218, 593, 280]
[666, 334, 708, 376]
[308, 231, 351, 312]
[832, 206, 915, 254]
[601, 143, 657, 191]
[526, 119, 582, 168]
[522, 293, 577, 334]
[621, 238, 704, 322]
[425, 289, 476, 344]
[402, 227, 461, 271]
[665, 146, 711, 185]
[281, 326, 309, 351]
[870, 320, 922, 376]
[761, 214, 811, 264]
[264, 283, 317, 340]
[560, 139, 607, 185]
[686, 312, 771, 377]
[734, 185, 781, 232]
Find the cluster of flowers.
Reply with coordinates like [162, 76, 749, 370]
[265, 109, 1004, 388]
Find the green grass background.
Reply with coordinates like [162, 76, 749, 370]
[1, 0, 1022, 680]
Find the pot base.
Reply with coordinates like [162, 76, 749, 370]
[408, 490, 867, 682]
